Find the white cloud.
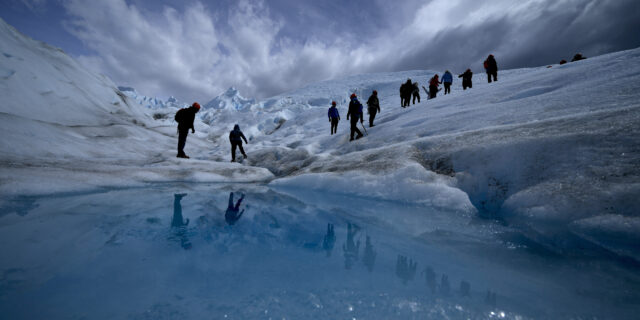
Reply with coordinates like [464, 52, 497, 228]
[62, 0, 386, 101]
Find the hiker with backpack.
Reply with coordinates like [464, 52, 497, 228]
[229, 124, 248, 162]
[412, 82, 420, 104]
[442, 70, 453, 95]
[328, 101, 340, 135]
[366, 90, 380, 127]
[346, 93, 364, 141]
[484, 54, 498, 83]
[175, 102, 201, 159]
[400, 79, 412, 107]
[458, 69, 473, 90]
[571, 53, 586, 62]
[428, 74, 441, 99]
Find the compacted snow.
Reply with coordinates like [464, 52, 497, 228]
[1, 17, 639, 319]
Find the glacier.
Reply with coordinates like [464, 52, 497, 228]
[1, 17, 639, 319]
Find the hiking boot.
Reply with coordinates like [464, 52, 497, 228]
[356, 134, 363, 140]
[177, 154, 189, 159]
[243, 154, 247, 159]
[349, 138, 354, 141]
[231, 159, 235, 162]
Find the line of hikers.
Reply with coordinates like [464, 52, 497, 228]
[328, 91, 380, 141]
[174, 102, 248, 162]
[175, 54, 501, 154]
[401, 54, 498, 105]
[327, 54, 499, 140]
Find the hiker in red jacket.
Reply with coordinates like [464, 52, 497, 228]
[428, 74, 441, 99]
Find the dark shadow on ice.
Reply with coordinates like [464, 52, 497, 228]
[322, 223, 336, 257]
[172, 193, 192, 250]
[396, 255, 417, 284]
[343, 223, 360, 269]
[362, 235, 376, 272]
[225, 192, 245, 225]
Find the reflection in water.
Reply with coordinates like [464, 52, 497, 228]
[440, 274, 450, 295]
[395, 255, 417, 284]
[0, 196, 40, 217]
[343, 223, 360, 269]
[322, 223, 335, 257]
[485, 290, 497, 307]
[172, 193, 192, 250]
[362, 235, 376, 272]
[225, 192, 245, 225]
[460, 280, 471, 297]
[2, 186, 638, 319]
[422, 266, 437, 294]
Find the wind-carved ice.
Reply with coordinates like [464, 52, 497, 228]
[0, 184, 638, 319]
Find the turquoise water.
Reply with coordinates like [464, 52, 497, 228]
[0, 184, 638, 319]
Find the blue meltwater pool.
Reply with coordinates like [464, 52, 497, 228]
[0, 184, 638, 319]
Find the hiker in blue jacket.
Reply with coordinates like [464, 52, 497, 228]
[346, 93, 364, 141]
[442, 70, 453, 95]
[328, 101, 340, 135]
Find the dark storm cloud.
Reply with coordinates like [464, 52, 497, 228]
[385, 0, 640, 74]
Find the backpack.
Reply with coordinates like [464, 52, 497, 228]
[174, 108, 186, 123]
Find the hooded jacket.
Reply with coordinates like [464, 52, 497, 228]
[442, 71, 453, 84]
[328, 106, 340, 120]
[347, 97, 364, 121]
[366, 94, 380, 112]
[229, 125, 248, 143]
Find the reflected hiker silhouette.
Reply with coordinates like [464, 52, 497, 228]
[422, 266, 437, 294]
[362, 235, 376, 272]
[322, 223, 336, 257]
[225, 192, 245, 225]
[440, 274, 451, 295]
[395, 255, 417, 284]
[343, 223, 360, 269]
[460, 280, 471, 297]
[172, 193, 192, 250]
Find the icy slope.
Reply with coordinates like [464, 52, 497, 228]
[0, 18, 273, 194]
[261, 52, 640, 260]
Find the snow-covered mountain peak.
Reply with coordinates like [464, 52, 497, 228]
[203, 87, 255, 111]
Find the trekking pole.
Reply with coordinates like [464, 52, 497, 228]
[360, 122, 368, 136]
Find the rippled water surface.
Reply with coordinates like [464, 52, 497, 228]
[0, 184, 638, 319]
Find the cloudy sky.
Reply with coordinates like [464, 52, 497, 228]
[1, 0, 639, 102]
